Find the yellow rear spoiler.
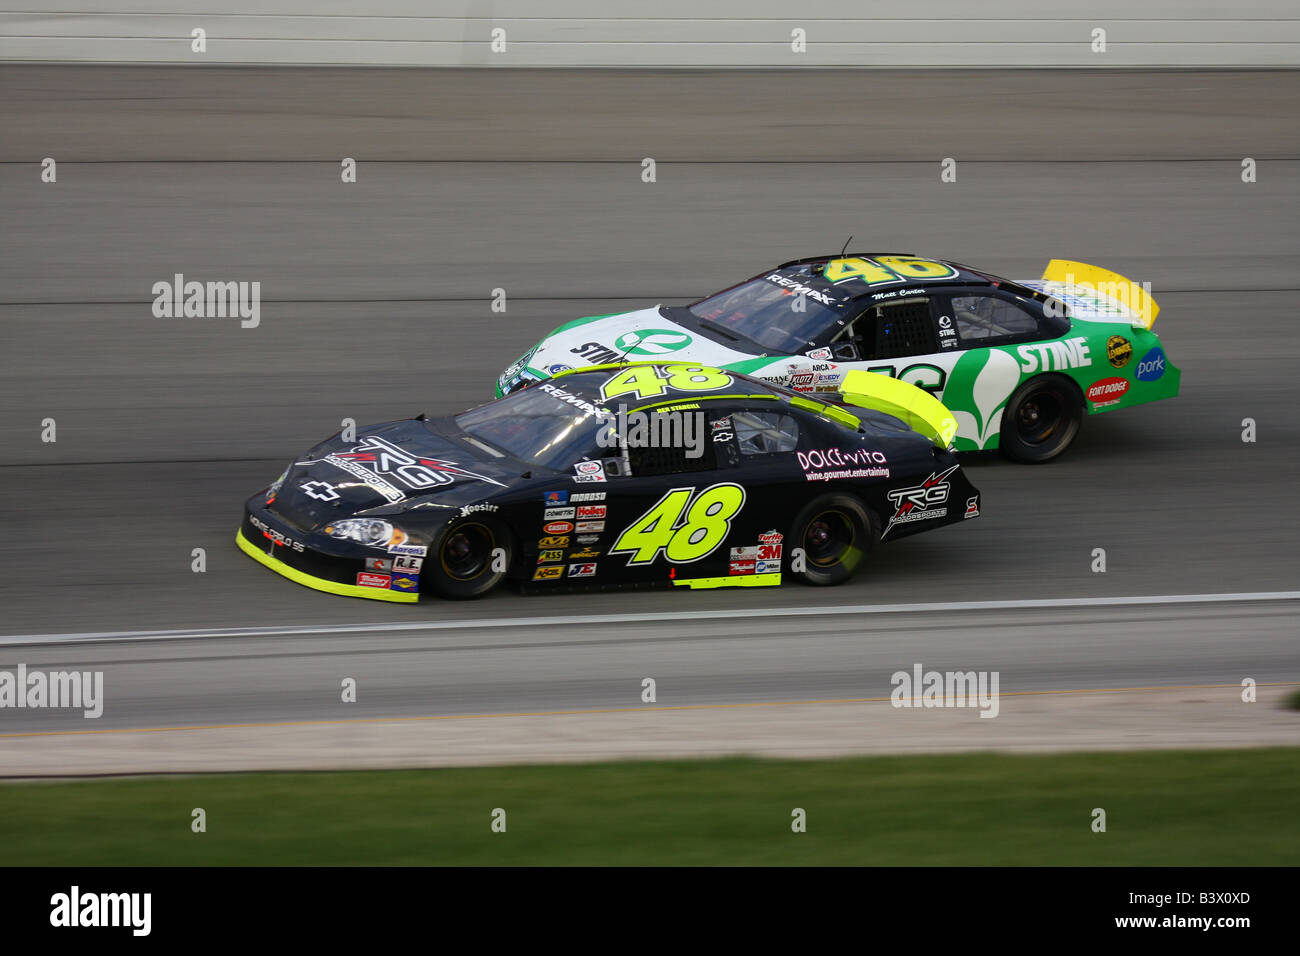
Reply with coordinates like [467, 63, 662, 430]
[1041, 259, 1160, 328]
[839, 370, 958, 449]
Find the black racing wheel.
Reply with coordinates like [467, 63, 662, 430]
[999, 374, 1083, 463]
[790, 494, 873, 586]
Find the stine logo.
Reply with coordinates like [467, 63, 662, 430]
[151, 273, 260, 328]
[50, 886, 151, 936]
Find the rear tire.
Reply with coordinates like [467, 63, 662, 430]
[790, 494, 872, 586]
[425, 516, 511, 599]
[998, 375, 1082, 463]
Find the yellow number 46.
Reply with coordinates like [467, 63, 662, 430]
[611, 483, 746, 566]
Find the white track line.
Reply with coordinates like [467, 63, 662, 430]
[2, 590, 1298, 648]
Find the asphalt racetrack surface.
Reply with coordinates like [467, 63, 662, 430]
[1, 67, 1297, 744]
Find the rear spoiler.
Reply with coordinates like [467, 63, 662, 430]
[839, 370, 958, 450]
[1038, 259, 1160, 329]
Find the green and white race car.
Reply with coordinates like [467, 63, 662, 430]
[496, 255, 1179, 462]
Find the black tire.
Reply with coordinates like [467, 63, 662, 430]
[998, 374, 1083, 463]
[424, 516, 512, 600]
[790, 494, 872, 586]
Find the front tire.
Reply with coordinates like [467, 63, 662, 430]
[999, 375, 1082, 463]
[425, 517, 511, 600]
[790, 494, 872, 586]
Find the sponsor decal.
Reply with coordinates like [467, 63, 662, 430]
[567, 562, 598, 578]
[537, 381, 607, 418]
[571, 492, 606, 502]
[806, 347, 832, 360]
[730, 546, 759, 561]
[1136, 346, 1167, 382]
[1016, 337, 1091, 374]
[537, 549, 565, 564]
[965, 496, 980, 519]
[458, 503, 498, 517]
[883, 465, 958, 537]
[364, 557, 392, 572]
[764, 272, 839, 306]
[544, 507, 575, 520]
[387, 543, 427, 557]
[1106, 335, 1133, 369]
[392, 554, 423, 573]
[543, 490, 569, 505]
[390, 575, 420, 592]
[797, 447, 890, 481]
[711, 416, 734, 443]
[249, 514, 306, 552]
[758, 542, 783, 561]
[266, 466, 289, 504]
[356, 572, 391, 589]
[789, 371, 816, 388]
[300, 479, 340, 502]
[729, 560, 756, 575]
[570, 547, 600, 559]
[575, 520, 605, 533]
[538, 535, 570, 548]
[1086, 377, 1130, 408]
[575, 534, 601, 546]
[547, 364, 573, 374]
[576, 505, 607, 519]
[532, 566, 563, 581]
[759, 530, 783, 544]
[544, 520, 575, 535]
[573, 460, 607, 484]
[756, 559, 779, 573]
[326, 434, 504, 501]
[613, 329, 693, 355]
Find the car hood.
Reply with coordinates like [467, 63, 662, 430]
[267, 419, 518, 529]
[530, 306, 758, 374]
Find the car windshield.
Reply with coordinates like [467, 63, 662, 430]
[454, 382, 606, 469]
[688, 271, 858, 352]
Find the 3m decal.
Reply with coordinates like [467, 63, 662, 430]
[611, 483, 746, 566]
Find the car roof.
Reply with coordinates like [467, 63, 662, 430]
[543, 362, 862, 430]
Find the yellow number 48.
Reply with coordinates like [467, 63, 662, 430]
[611, 483, 746, 566]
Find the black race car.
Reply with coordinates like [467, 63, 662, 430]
[238, 363, 981, 601]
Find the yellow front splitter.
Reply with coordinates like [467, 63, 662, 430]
[672, 572, 781, 589]
[236, 528, 419, 603]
